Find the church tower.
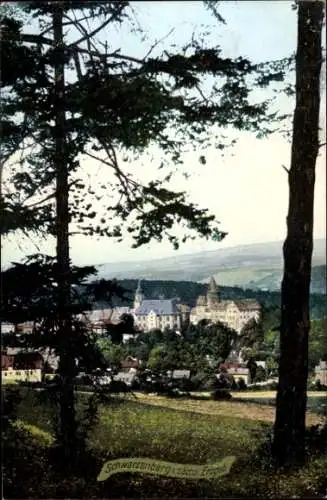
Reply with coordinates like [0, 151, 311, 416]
[134, 280, 144, 310]
[207, 276, 220, 308]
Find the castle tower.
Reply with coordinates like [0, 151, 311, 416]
[134, 280, 144, 310]
[207, 276, 220, 308]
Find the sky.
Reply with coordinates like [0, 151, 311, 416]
[2, 1, 326, 267]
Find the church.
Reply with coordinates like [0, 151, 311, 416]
[190, 277, 261, 333]
[132, 281, 189, 332]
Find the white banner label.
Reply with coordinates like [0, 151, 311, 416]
[97, 455, 236, 481]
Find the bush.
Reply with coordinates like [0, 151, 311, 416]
[189, 375, 203, 390]
[309, 379, 327, 391]
[254, 366, 266, 383]
[236, 378, 247, 390]
[211, 389, 232, 401]
[75, 374, 93, 386]
[18, 380, 44, 389]
[175, 377, 193, 393]
[108, 380, 133, 394]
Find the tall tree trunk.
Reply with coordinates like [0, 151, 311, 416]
[53, 5, 77, 462]
[273, 1, 324, 467]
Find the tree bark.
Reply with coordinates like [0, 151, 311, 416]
[53, 5, 77, 462]
[273, 1, 324, 467]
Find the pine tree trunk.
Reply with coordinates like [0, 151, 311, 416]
[53, 5, 76, 462]
[273, 1, 324, 467]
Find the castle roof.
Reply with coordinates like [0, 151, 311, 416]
[176, 303, 191, 313]
[134, 299, 179, 316]
[193, 299, 261, 312]
[233, 299, 261, 311]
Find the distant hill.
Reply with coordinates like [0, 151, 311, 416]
[97, 239, 326, 294]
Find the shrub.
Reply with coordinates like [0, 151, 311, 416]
[211, 389, 232, 401]
[189, 375, 203, 390]
[236, 378, 247, 390]
[108, 380, 132, 394]
[254, 366, 266, 383]
[309, 379, 327, 391]
[175, 377, 193, 393]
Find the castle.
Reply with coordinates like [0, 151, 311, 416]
[190, 277, 261, 333]
[83, 277, 260, 335]
[133, 281, 189, 332]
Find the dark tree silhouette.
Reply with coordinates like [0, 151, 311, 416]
[273, 1, 324, 467]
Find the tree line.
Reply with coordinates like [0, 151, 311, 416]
[90, 277, 327, 319]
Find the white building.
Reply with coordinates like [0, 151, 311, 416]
[314, 360, 327, 386]
[133, 281, 184, 332]
[1, 323, 15, 334]
[190, 277, 261, 333]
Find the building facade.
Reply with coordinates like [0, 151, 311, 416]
[314, 360, 327, 386]
[132, 281, 186, 332]
[190, 277, 261, 333]
[1, 350, 44, 384]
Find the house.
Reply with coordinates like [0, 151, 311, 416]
[7, 347, 58, 371]
[16, 322, 34, 334]
[190, 277, 261, 333]
[1, 323, 15, 334]
[121, 356, 140, 372]
[85, 306, 134, 334]
[1, 353, 15, 370]
[2, 350, 44, 383]
[14, 352, 44, 370]
[314, 360, 327, 386]
[220, 362, 250, 385]
[166, 369, 191, 380]
[113, 372, 137, 386]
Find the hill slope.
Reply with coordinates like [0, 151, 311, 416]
[97, 239, 326, 293]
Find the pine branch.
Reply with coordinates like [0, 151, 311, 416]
[67, 4, 126, 49]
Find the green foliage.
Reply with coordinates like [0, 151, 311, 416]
[238, 318, 264, 351]
[194, 321, 237, 363]
[96, 338, 128, 370]
[145, 334, 196, 372]
[308, 318, 327, 372]
[1, 254, 96, 324]
[124, 321, 235, 373]
[4, 388, 327, 499]
[1, 1, 293, 244]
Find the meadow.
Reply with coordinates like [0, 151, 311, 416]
[3, 387, 327, 498]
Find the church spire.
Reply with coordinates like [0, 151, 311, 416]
[209, 276, 218, 294]
[134, 279, 144, 310]
[136, 279, 143, 294]
[207, 276, 220, 306]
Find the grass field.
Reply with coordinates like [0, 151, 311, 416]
[3, 387, 327, 498]
[133, 392, 325, 425]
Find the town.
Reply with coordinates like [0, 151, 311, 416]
[2, 277, 326, 390]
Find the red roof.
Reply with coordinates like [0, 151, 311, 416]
[1, 354, 15, 370]
[220, 362, 244, 370]
[121, 357, 139, 369]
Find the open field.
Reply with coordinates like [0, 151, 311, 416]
[3, 387, 327, 498]
[231, 391, 327, 398]
[134, 392, 325, 425]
